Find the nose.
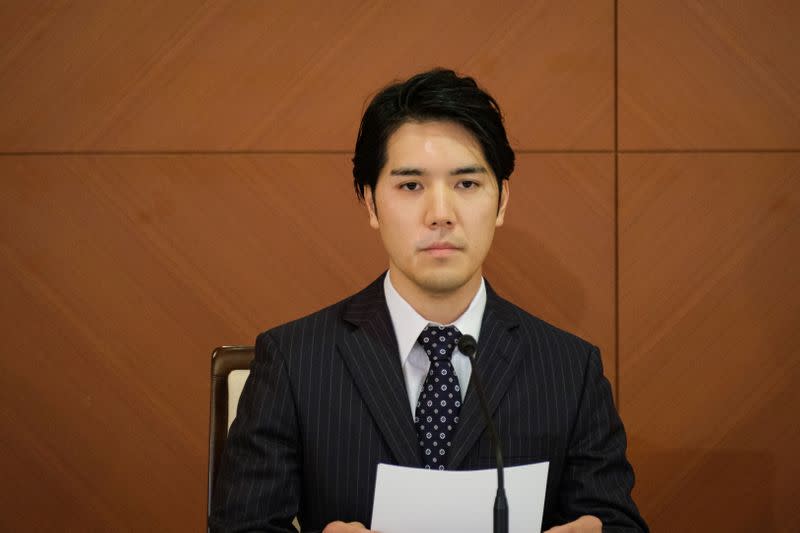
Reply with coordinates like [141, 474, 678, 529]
[424, 182, 455, 228]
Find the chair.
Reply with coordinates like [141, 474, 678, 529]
[207, 345, 255, 526]
[207, 345, 301, 532]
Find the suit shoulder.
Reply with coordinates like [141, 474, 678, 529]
[255, 293, 353, 346]
[255, 274, 386, 348]
[499, 297, 598, 357]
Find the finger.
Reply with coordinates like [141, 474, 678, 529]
[322, 521, 345, 533]
[323, 520, 370, 532]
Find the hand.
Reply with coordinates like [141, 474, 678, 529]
[322, 521, 371, 532]
[544, 514, 602, 532]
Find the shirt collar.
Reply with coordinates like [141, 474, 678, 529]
[383, 270, 486, 365]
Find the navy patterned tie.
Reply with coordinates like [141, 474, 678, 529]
[414, 324, 463, 470]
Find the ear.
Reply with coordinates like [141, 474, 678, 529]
[364, 186, 380, 229]
[495, 180, 510, 227]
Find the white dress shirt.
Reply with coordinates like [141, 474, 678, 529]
[383, 270, 486, 417]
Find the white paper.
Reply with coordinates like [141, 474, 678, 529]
[371, 461, 549, 533]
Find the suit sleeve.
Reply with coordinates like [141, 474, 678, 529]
[209, 332, 301, 533]
[559, 346, 649, 532]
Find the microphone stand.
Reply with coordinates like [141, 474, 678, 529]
[458, 335, 508, 533]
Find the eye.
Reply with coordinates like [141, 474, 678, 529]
[457, 180, 480, 189]
[400, 182, 422, 191]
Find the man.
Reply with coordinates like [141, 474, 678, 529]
[210, 69, 648, 532]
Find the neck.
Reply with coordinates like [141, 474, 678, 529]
[388, 267, 482, 324]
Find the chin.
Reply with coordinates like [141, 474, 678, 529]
[413, 269, 473, 294]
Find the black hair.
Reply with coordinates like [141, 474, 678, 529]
[352, 68, 515, 202]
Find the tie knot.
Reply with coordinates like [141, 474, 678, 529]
[417, 325, 462, 362]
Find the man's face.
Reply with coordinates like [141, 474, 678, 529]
[365, 120, 509, 297]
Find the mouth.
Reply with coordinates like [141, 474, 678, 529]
[421, 242, 462, 257]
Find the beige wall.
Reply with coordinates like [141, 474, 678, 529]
[0, 2, 797, 531]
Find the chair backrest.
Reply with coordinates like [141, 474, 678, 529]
[208, 345, 255, 523]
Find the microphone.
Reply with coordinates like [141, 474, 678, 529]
[458, 335, 508, 533]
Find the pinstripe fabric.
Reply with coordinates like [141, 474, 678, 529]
[210, 274, 648, 532]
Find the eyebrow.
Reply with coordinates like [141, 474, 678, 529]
[389, 165, 488, 177]
[451, 165, 487, 176]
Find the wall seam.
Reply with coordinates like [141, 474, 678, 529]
[613, 0, 621, 410]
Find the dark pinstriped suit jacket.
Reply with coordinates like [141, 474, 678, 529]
[210, 274, 648, 532]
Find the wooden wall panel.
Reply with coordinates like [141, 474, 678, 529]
[619, 1, 800, 150]
[0, 155, 382, 533]
[487, 154, 616, 386]
[0, 153, 614, 531]
[0, 1, 613, 152]
[619, 153, 800, 531]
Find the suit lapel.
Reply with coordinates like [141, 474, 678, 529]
[337, 274, 421, 467]
[447, 285, 523, 469]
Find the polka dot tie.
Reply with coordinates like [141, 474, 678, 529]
[414, 324, 462, 470]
